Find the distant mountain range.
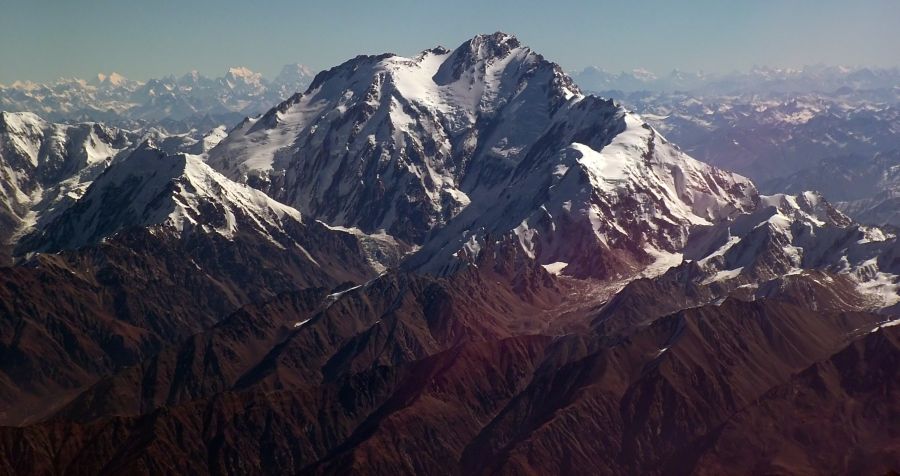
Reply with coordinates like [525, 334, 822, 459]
[0, 34, 898, 475]
[765, 150, 900, 227]
[606, 90, 900, 227]
[571, 64, 900, 94]
[0, 64, 316, 132]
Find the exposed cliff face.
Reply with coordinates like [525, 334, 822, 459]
[0, 214, 380, 426]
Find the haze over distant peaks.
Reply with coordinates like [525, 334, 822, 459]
[571, 64, 900, 93]
[0, 64, 318, 131]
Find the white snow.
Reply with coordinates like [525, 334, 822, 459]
[0, 112, 136, 245]
[639, 250, 684, 279]
[854, 258, 900, 307]
[882, 318, 900, 328]
[702, 267, 744, 285]
[24, 143, 317, 256]
[542, 261, 568, 275]
[327, 284, 363, 300]
[698, 234, 741, 267]
[513, 221, 537, 259]
[572, 141, 633, 191]
[870, 317, 900, 333]
[858, 226, 892, 244]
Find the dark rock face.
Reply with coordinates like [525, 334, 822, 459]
[0, 217, 378, 426]
[0, 294, 892, 475]
[692, 325, 900, 475]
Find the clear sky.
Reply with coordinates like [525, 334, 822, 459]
[2, 0, 898, 83]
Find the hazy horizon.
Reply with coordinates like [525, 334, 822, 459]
[4, 59, 900, 86]
[2, 0, 898, 84]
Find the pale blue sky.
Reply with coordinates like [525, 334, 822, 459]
[1, 0, 898, 83]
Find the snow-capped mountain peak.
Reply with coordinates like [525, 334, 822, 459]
[96, 72, 129, 87]
[272, 63, 317, 97]
[224, 66, 264, 87]
[0, 112, 136, 246]
[22, 142, 305, 253]
[275, 63, 314, 81]
[206, 33, 588, 241]
[225, 66, 258, 79]
[206, 33, 756, 279]
[679, 189, 900, 309]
